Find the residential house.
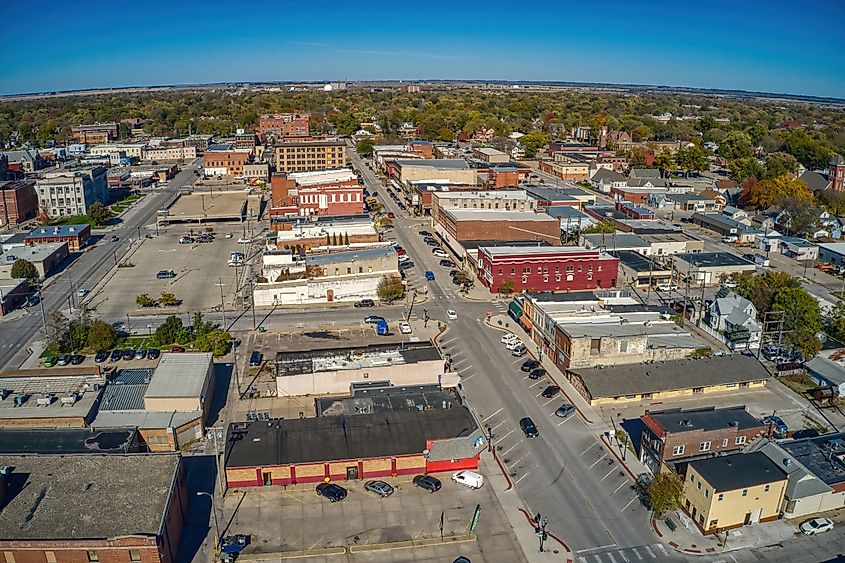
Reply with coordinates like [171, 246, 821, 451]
[799, 170, 831, 192]
[722, 206, 751, 226]
[705, 288, 762, 350]
[590, 168, 627, 193]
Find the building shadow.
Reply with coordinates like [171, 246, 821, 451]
[206, 362, 232, 428]
[175, 455, 217, 562]
[620, 417, 645, 456]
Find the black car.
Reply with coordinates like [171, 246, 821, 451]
[70, 354, 84, 365]
[520, 417, 539, 438]
[354, 299, 375, 308]
[94, 350, 109, 363]
[425, 240, 438, 247]
[449, 270, 459, 278]
[528, 368, 546, 380]
[541, 385, 561, 398]
[315, 483, 347, 502]
[419, 230, 432, 236]
[371, 192, 378, 198]
[520, 359, 541, 372]
[439, 260, 455, 268]
[110, 349, 122, 362]
[250, 351, 263, 366]
[413, 475, 442, 493]
[122, 349, 135, 361]
[400, 261, 414, 269]
[147, 348, 161, 360]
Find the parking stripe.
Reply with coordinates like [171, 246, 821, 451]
[607, 552, 617, 563]
[588, 454, 608, 468]
[617, 551, 629, 562]
[644, 546, 656, 558]
[613, 481, 628, 494]
[655, 544, 668, 556]
[631, 547, 643, 560]
[600, 468, 617, 481]
[482, 408, 503, 422]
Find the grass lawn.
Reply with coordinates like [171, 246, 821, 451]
[777, 373, 816, 396]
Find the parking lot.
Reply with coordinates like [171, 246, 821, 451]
[91, 231, 255, 318]
[222, 470, 524, 563]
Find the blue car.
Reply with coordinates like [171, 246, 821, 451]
[425, 271, 435, 281]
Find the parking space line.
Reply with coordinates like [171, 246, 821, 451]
[631, 547, 643, 560]
[580, 442, 599, 456]
[655, 544, 668, 556]
[613, 481, 629, 494]
[621, 497, 638, 512]
[588, 454, 608, 468]
[529, 381, 544, 388]
[643, 546, 656, 558]
[543, 398, 556, 406]
[513, 466, 536, 485]
[482, 408, 503, 423]
[306, 537, 325, 551]
[557, 416, 575, 426]
[607, 552, 618, 563]
[501, 440, 523, 456]
[498, 428, 516, 442]
[600, 467, 617, 481]
[462, 374, 476, 382]
[490, 419, 509, 432]
[507, 455, 526, 468]
[617, 550, 629, 562]
[512, 357, 525, 364]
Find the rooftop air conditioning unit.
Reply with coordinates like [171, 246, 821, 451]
[0, 389, 10, 400]
[60, 393, 78, 405]
[13, 394, 28, 407]
[36, 394, 54, 407]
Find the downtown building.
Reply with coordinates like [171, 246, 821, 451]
[35, 167, 108, 218]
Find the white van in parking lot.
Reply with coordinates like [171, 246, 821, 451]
[452, 470, 484, 489]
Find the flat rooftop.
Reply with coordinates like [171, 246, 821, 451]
[0, 376, 101, 423]
[480, 245, 602, 257]
[612, 250, 669, 273]
[162, 191, 249, 221]
[278, 139, 345, 147]
[145, 353, 211, 399]
[315, 384, 458, 417]
[643, 405, 764, 435]
[307, 246, 394, 266]
[570, 355, 769, 400]
[674, 252, 755, 268]
[0, 427, 137, 454]
[582, 232, 649, 249]
[433, 190, 531, 201]
[395, 159, 469, 170]
[1, 242, 66, 264]
[226, 406, 477, 468]
[690, 452, 787, 492]
[0, 454, 180, 540]
[460, 239, 552, 250]
[782, 433, 845, 486]
[444, 209, 557, 222]
[287, 168, 357, 186]
[25, 225, 90, 239]
[276, 342, 441, 377]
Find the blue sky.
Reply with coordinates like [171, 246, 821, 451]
[1, 0, 843, 97]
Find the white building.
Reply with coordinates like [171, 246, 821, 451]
[35, 167, 109, 218]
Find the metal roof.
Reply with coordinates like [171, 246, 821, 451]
[144, 353, 212, 399]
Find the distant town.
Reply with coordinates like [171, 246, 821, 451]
[1, 81, 845, 563]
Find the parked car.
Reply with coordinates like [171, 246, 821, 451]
[399, 261, 414, 269]
[43, 356, 58, 368]
[413, 475, 442, 493]
[70, 354, 84, 365]
[315, 483, 347, 503]
[94, 350, 109, 363]
[354, 299, 375, 308]
[505, 339, 523, 351]
[122, 349, 135, 361]
[147, 348, 161, 360]
[364, 480, 394, 498]
[111, 235, 119, 242]
[528, 368, 546, 380]
[722, 281, 738, 289]
[801, 517, 834, 535]
[439, 259, 455, 268]
[395, 248, 407, 256]
[761, 415, 788, 434]
[447, 309, 458, 320]
[425, 271, 436, 281]
[419, 230, 432, 237]
[520, 417, 539, 438]
[451, 470, 484, 489]
[433, 249, 449, 259]
[398, 254, 411, 263]
[541, 385, 561, 398]
[503, 334, 520, 345]
[520, 359, 540, 372]
[425, 240, 438, 247]
[511, 345, 527, 357]
[77, 288, 89, 297]
[179, 236, 194, 244]
[57, 354, 70, 366]
[398, 321, 412, 334]
[134, 349, 147, 360]
[156, 270, 176, 279]
[249, 351, 263, 366]
[170, 346, 186, 353]
[364, 315, 385, 324]
[387, 212, 395, 218]
[225, 232, 234, 239]
[555, 404, 575, 418]
[110, 349, 122, 362]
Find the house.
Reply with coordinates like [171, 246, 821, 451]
[706, 288, 762, 350]
[629, 168, 661, 180]
[805, 347, 845, 395]
[682, 452, 787, 535]
[590, 168, 627, 193]
[818, 242, 845, 268]
[722, 206, 751, 226]
[639, 406, 771, 474]
[799, 170, 831, 192]
[546, 206, 597, 233]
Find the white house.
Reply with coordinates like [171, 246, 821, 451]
[706, 289, 762, 350]
[590, 168, 627, 193]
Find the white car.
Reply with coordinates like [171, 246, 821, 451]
[398, 321, 412, 334]
[722, 281, 738, 289]
[801, 517, 833, 535]
[398, 255, 410, 263]
[447, 309, 458, 320]
[505, 339, 523, 351]
[77, 288, 89, 297]
[433, 250, 449, 258]
[451, 470, 484, 489]
[501, 334, 520, 344]
[238, 238, 251, 244]
[657, 284, 678, 291]
[225, 233, 233, 239]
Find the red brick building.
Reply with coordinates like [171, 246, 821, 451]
[477, 246, 618, 293]
[270, 170, 363, 217]
[437, 209, 561, 245]
[257, 113, 311, 139]
[0, 454, 186, 563]
[0, 180, 38, 226]
[24, 224, 91, 252]
[203, 147, 251, 177]
[639, 406, 771, 474]
[225, 407, 483, 488]
[71, 123, 119, 144]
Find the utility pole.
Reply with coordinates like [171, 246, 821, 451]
[38, 289, 47, 336]
[217, 278, 227, 328]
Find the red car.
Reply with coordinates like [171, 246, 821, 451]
[396, 248, 407, 255]
[387, 212, 395, 218]
[170, 346, 186, 353]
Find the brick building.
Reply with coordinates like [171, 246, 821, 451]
[477, 246, 618, 293]
[71, 122, 119, 144]
[35, 167, 109, 218]
[225, 407, 483, 488]
[257, 113, 311, 139]
[24, 224, 91, 252]
[0, 180, 37, 226]
[0, 454, 186, 563]
[270, 169, 363, 217]
[274, 140, 347, 173]
[436, 209, 560, 245]
[639, 405, 771, 474]
[234, 131, 258, 150]
[203, 144, 252, 176]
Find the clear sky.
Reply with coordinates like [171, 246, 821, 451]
[1, 0, 843, 98]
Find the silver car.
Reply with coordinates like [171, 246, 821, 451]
[364, 480, 394, 498]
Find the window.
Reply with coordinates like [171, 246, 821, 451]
[692, 387, 704, 394]
[704, 489, 709, 497]
[566, 274, 573, 282]
[556, 274, 561, 282]
[709, 519, 719, 528]
[129, 550, 141, 562]
[523, 267, 530, 274]
[718, 493, 724, 501]
[699, 441, 711, 452]
[87, 552, 99, 563]
[498, 268, 503, 275]
[537, 267, 542, 274]
[739, 382, 749, 388]
[742, 489, 748, 497]
[722, 438, 729, 447]
[566, 265, 574, 272]
[764, 484, 770, 493]
[46, 554, 57, 563]
[736, 436, 747, 445]
[672, 445, 685, 456]
[543, 275, 548, 283]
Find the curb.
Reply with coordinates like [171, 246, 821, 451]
[491, 450, 513, 491]
[517, 508, 574, 562]
[599, 434, 638, 482]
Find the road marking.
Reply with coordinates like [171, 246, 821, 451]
[580, 442, 599, 456]
[600, 467, 617, 481]
[529, 381, 544, 388]
[588, 454, 608, 468]
[644, 546, 656, 558]
[655, 544, 668, 556]
[584, 497, 594, 512]
[613, 481, 629, 494]
[557, 416, 574, 427]
[490, 419, 509, 432]
[593, 556, 603, 563]
[579, 558, 588, 563]
[482, 407, 503, 422]
[543, 398, 556, 406]
[440, 337, 458, 346]
[617, 550, 629, 562]
[507, 455, 527, 468]
[577, 545, 616, 554]
[498, 429, 515, 442]
[513, 466, 535, 485]
[462, 374, 476, 382]
[606, 551, 617, 563]
[500, 440, 523, 457]
[631, 547, 643, 560]
[621, 497, 638, 512]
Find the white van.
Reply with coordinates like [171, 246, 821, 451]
[452, 470, 484, 489]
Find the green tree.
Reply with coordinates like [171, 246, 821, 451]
[521, 131, 551, 158]
[152, 316, 190, 346]
[376, 274, 404, 302]
[332, 112, 359, 136]
[628, 146, 651, 168]
[729, 157, 764, 182]
[582, 222, 616, 234]
[763, 152, 799, 180]
[192, 312, 214, 339]
[499, 278, 515, 294]
[718, 130, 754, 160]
[739, 174, 813, 210]
[675, 145, 709, 177]
[194, 329, 232, 357]
[159, 292, 178, 306]
[87, 320, 116, 350]
[631, 125, 652, 142]
[10, 258, 38, 282]
[782, 129, 834, 170]
[136, 293, 156, 307]
[355, 137, 376, 157]
[87, 201, 112, 226]
[45, 310, 71, 353]
[647, 472, 684, 517]
[654, 148, 676, 178]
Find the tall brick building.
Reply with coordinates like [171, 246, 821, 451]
[71, 123, 119, 144]
[270, 169, 363, 217]
[274, 140, 347, 173]
[436, 209, 561, 245]
[0, 180, 37, 226]
[258, 113, 311, 139]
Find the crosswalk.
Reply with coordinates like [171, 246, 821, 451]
[579, 543, 675, 563]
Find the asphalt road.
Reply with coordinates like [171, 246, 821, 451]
[0, 160, 203, 370]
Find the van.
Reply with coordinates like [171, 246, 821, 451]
[754, 255, 770, 267]
[451, 470, 484, 489]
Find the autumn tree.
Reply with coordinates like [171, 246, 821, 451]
[763, 152, 799, 180]
[87, 320, 116, 350]
[739, 175, 812, 210]
[729, 157, 764, 182]
[355, 137, 375, 157]
[654, 148, 676, 178]
[87, 202, 112, 226]
[674, 144, 709, 177]
[647, 472, 684, 517]
[376, 274, 404, 302]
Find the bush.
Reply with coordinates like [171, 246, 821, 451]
[136, 293, 157, 307]
[377, 274, 404, 302]
[87, 320, 116, 350]
[10, 259, 37, 281]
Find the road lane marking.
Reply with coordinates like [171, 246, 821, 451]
[580, 442, 599, 456]
[593, 556, 602, 563]
[500, 440, 523, 456]
[600, 467, 617, 481]
[588, 454, 609, 468]
[584, 497, 594, 512]
[577, 545, 616, 554]
[621, 497, 638, 512]
[644, 546, 656, 558]
[631, 547, 643, 560]
[617, 550, 629, 562]
[655, 544, 668, 556]
[513, 466, 536, 485]
[613, 481, 628, 494]
[482, 408, 503, 422]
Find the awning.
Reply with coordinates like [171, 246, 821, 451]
[508, 300, 524, 320]
[519, 316, 533, 331]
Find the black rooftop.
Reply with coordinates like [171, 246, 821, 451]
[0, 428, 139, 454]
[674, 252, 755, 268]
[611, 250, 668, 273]
[644, 406, 765, 434]
[689, 452, 786, 492]
[315, 384, 457, 417]
[782, 432, 845, 486]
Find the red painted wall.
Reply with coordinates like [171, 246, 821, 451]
[477, 250, 618, 293]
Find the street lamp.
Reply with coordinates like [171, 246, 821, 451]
[147, 323, 153, 338]
[197, 491, 221, 556]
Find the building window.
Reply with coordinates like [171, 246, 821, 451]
[566, 274, 573, 282]
[498, 268, 503, 275]
[704, 489, 709, 497]
[742, 489, 748, 497]
[709, 519, 718, 528]
[718, 493, 724, 501]
[697, 481, 701, 490]
[537, 267, 542, 274]
[736, 436, 747, 445]
[587, 272, 593, 281]
[700, 441, 711, 452]
[87, 552, 99, 563]
[672, 445, 685, 456]
[764, 484, 770, 493]
[722, 438, 728, 447]
[692, 387, 703, 394]
[523, 267, 530, 274]
[619, 341, 628, 353]
[543, 275, 549, 282]
[555, 274, 561, 282]
[46, 554, 57, 563]
[129, 550, 141, 562]
[566, 265, 574, 272]
[522, 276, 527, 284]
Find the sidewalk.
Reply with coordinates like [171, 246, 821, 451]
[652, 510, 797, 556]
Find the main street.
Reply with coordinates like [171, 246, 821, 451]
[0, 160, 202, 370]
